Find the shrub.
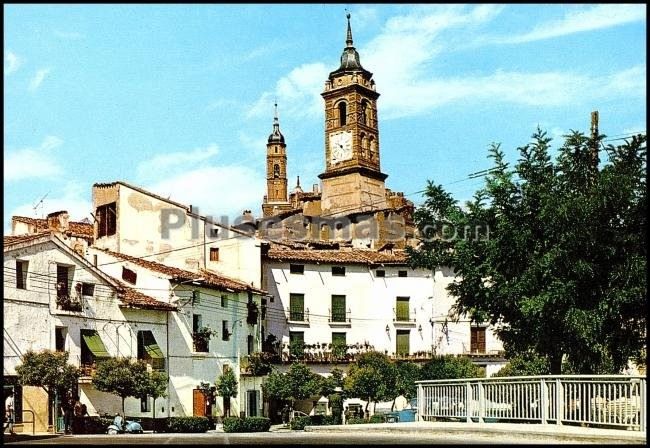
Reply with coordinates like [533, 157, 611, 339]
[322, 415, 338, 425]
[223, 416, 271, 433]
[369, 414, 386, 423]
[165, 416, 212, 433]
[328, 393, 343, 424]
[83, 416, 113, 434]
[289, 415, 311, 430]
[346, 417, 368, 425]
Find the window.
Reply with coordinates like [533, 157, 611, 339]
[289, 264, 304, 274]
[332, 266, 346, 276]
[56, 265, 71, 298]
[16, 260, 28, 290]
[289, 293, 304, 321]
[395, 297, 410, 321]
[141, 396, 151, 413]
[273, 164, 280, 178]
[137, 330, 165, 370]
[360, 100, 369, 125]
[122, 267, 137, 284]
[470, 327, 486, 354]
[93, 254, 98, 267]
[96, 202, 117, 238]
[398, 270, 408, 278]
[222, 321, 231, 341]
[192, 290, 201, 306]
[247, 335, 254, 355]
[375, 269, 385, 278]
[210, 247, 220, 262]
[396, 330, 410, 356]
[81, 283, 95, 297]
[338, 102, 347, 126]
[289, 331, 304, 345]
[331, 295, 346, 322]
[193, 315, 202, 333]
[221, 295, 228, 307]
[55, 327, 67, 352]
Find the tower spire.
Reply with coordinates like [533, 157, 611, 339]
[268, 101, 285, 144]
[346, 12, 353, 48]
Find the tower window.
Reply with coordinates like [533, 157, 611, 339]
[361, 133, 368, 158]
[273, 164, 280, 178]
[338, 102, 347, 126]
[360, 100, 369, 125]
[369, 137, 376, 160]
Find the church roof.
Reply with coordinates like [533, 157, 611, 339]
[267, 102, 285, 144]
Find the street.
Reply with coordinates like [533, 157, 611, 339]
[3, 431, 613, 445]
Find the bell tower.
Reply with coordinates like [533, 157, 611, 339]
[262, 104, 292, 217]
[319, 13, 388, 217]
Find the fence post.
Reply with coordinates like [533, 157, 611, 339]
[477, 381, 485, 423]
[640, 377, 646, 433]
[417, 383, 423, 422]
[540, 378, 547, 424]
[466, 382, 472, 423]
[555, 378, 563, 426]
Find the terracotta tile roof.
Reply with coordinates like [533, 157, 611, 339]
[112, 279, 178, 311]
[265, 245, 408, 266]
[3, 232, 51, 248]
[99, 248, 266, 295]
[12, 216, 94, 238]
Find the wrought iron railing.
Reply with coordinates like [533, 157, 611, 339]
[329, 307, 351, 323]
[416, 375, 646, 432]
[393, 307, 416, 323]
[286, 307, 309, 323]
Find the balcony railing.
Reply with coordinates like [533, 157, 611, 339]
[328, 307, 351, 324]
[286, 307, 309, 323]
[393, 307, 416, 323]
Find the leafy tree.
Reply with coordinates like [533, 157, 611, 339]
[394, 361, 421, 399]
[344, 352, 396, 415]
[408, 128, 646, 374]
[15, 350, 80, 421]
[492, 351, 550, 377]
[262, 363, 322, 413]
[419, 355, 483, 380]
[142, 370, 168, 421]
[92, 357, 150, 414]
[216, 368, 238, 417]
[319, 367, 345, 397]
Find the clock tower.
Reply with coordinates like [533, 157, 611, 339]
[262, 104, 292, 218]
[319, 14, 388, 217]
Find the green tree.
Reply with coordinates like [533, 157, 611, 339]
[492, 351, 550, 377]
[92, 357, 151, 414]
[15, 350, 80, 423]
[142, 370, 168, 421]
[319, 367, 345, 397]
[419, 355, 483, 380]
[262, 363, 322, 415]
[216, 368, 238, 417]
[408, 128, 646, 374]
[344, 352, 396, 415]
[394, 361, 421, 399]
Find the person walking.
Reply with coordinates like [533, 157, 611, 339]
[61, 393, 75, 435]
[4, 390, 15, 435]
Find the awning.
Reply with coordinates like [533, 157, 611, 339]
[141, 330, 164, 359]
[82, 331, 110, 358]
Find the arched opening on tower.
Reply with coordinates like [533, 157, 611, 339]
[338, 101, 347, 126]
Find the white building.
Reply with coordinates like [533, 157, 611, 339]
[4, 231, 175, 432]
[263, 242, 506, 377]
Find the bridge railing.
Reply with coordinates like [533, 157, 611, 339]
[416, 375, 645, 432]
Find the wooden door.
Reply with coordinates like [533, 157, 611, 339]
[193, 389, 206, 417]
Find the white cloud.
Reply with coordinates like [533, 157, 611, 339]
[4, 51, 23, 75]
[135, 144, 220, 183]
[497, 4, 646, 44]
[29, 68, 51, 91]
[146, 165, 266, 220]
[247, 62, 329, 120]
[6, 181, 93, 232]
[4, 136, 64, 181]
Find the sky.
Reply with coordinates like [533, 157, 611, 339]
[3, 4, 647, 230]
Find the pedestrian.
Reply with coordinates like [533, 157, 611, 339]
[343, 406, 350, 424]
[72, 396, 83, 434]
[62, 393, 74, 434]
[392, 390, 408, 412]
[4, 390, 15, 435]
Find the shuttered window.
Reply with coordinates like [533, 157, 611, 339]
[331, 295, 346, 322]
[471, 327, 486, 353]
[289, 293, 304, 321]
[396, 330, 410, 356]
[396, 297, 410, 321]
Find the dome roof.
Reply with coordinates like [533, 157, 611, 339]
[329, 13, 372, 78]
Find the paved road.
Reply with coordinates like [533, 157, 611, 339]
[3, 431, 602, 445]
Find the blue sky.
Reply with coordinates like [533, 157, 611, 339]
[4, 4, 646, 229]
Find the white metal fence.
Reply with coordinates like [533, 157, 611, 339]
[416, 375, 646, 432]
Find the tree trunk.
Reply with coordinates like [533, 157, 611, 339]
[121, 397, 125, 416]
[550, 353, 563, 375]
[152, 397, 156, 432]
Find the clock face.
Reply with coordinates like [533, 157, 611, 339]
[329, 131, 353, 165]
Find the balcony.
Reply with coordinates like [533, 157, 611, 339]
[328, 307, 351, 327]
[393, 307, 417, 326]
[56, 294, 83, 312]
[286, 307, 310, 325]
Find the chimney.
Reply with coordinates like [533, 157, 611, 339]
[313, 184, 319, 194]
[46, 210, 69, 233]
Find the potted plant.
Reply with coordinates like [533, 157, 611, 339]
[193, 326, 217, 352]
